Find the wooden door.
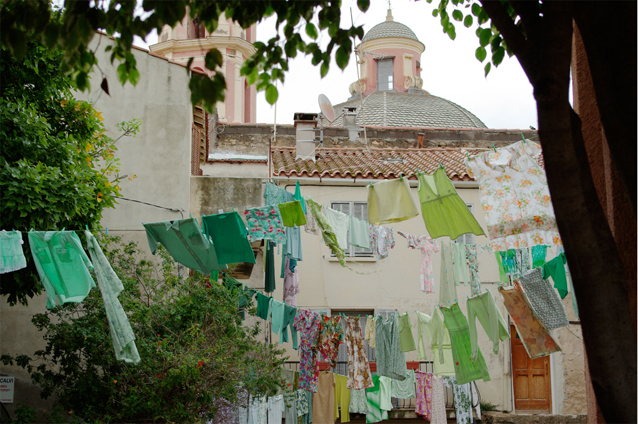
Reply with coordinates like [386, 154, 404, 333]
[511, 325, 552, 412]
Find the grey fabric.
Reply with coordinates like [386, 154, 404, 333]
[375, 315, 408, 381]
[519, 268, 569, 330]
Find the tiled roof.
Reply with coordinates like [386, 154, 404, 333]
[271, 146, 490, 181]
[362, 21, 419, 42]
[329, 91, 487, 129]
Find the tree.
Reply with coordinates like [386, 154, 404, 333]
[1, 236, 285, 423]
[427, 1, 636, 421]
[0, 0, 367, 111]
[1, 1, 635, 421]
[0, 38, 140, 305]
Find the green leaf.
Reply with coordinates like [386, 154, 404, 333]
[484, 62, 491, 76]
[305, 22, 318, 39]
[475, 46, 487, 62]
[204, 49, 223, 70]
[479, 28, 491, 47]
[464, 15, 473, 27]
[432, 9, 439, 17]
[492, 46, 505, 66]
[357, 0, 370, 12]
[320, 61, 329, 78]
[116, 63, 127, 84]
[129, 68, 140, 86]
[472, 3, 482, 17]
[335, 46, 349, 70]
[452, 10, 463, 21]
[265, 84, 278, 104]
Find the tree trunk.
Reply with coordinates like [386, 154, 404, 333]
[572, 1, 637, 215]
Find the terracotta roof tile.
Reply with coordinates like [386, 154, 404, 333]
[271, 146, 489, 181]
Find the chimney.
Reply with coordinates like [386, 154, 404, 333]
[343, 107, 361, 142]
[294, 112, 319, 161]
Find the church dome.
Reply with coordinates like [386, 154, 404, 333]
[331, 91, 487, 129]
[362, 20, 420, 42]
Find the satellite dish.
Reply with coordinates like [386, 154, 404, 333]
[318, 94, 336, 122]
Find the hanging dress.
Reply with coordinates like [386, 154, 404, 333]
[416, 309, 455, 376]
[375, 315, 408, 381]
[416, 167, 485, 239]
[466, 140, 561, 251]
[343, 317, 374, 390]
[367, 177, 420, 225]
[439, 240, 458, 306]
[439, 303, 491, 385]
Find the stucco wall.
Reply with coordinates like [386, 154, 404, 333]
[75, 33, 193, 248]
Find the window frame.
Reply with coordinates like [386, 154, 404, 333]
[377, 58, 394, 91]
[329, 201, 373, 258]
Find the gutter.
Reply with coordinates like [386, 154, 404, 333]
[273, 175, 479, 189]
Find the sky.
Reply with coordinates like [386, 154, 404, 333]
[134, 1, 540, 130]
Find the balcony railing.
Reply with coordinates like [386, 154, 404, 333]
[284, 360, 481, 412]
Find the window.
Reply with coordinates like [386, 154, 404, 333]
[454, 204, 476, 244]
[330, 202, 373, 257]
[377, 58, 394, 91]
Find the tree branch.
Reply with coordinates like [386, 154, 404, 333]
[479, 0, 534, 76]
[508, 0, 542, 45]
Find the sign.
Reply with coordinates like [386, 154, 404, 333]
[0, 376, 14, 403]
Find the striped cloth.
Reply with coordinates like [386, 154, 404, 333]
[366, 375, 389, 423]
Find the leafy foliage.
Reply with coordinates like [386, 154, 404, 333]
[427, 0, 516, 76]
[0, 39, 140, 305]
[0, 1, 368, 112]
[1, 236, 286, 423]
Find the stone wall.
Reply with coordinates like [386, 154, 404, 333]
[208, 123, 538, 158]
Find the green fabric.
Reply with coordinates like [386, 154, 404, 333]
[531, 245, 548, 268]
[453, 243, 469, 286]
[417, 168, 485, 239]
[365, 374, 389, 423]
[85, 231, 140, 364]
[28, 231, 95, 309]
[467, 290, 509, 361]
[302, 389, 313, 424]
[543, 252, 568, 299]
[279, 200, 307, 227]
[440, 303, 491, 385]
[390, 369, 416, 399]
[494, 252, 509, 287]
[265, 242, 276, 293]
[367, 178, 419, 225]
[0, 230, 27, 273]
[285, 227, 303, 261]
[348, 215, 370, 249]
[416, 309, 455, 376]
[567, 264, 579, 319]
[201, 211, 255, 265]
[143, 218, 226, 274]
[267, 299, 298, 349]
[294, 181, 307, 214]
[398, 313, 416, 352]
[255, 292, 272, 320]
[307, 198, 346, 267]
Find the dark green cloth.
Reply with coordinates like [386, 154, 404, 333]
[223, 275, 255, 319]
[202, 211, 255, 265]
[143, 218, 226, 274]
[256, 292, 272, 320]
[265, 242, 276, 293]
[543, 252, 568, 299]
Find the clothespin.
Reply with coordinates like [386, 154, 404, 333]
[439, 161, 443, 169]
[105, 227, 108, 235]
[492, 144, 497, 152]
[369, 181, 373, 187]
[465, 152, 471, 160]
[521, 134, 526, 143]
[399, 173, 403, 181]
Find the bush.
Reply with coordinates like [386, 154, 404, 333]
[2, 236, 285, 423]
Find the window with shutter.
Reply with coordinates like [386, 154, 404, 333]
[377, 58, 394, 91]
[329, 202, 373, 258]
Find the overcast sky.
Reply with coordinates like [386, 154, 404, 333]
[136, 1, 541, 129]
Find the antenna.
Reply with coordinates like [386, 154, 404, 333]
[318, 94, 336, 122]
